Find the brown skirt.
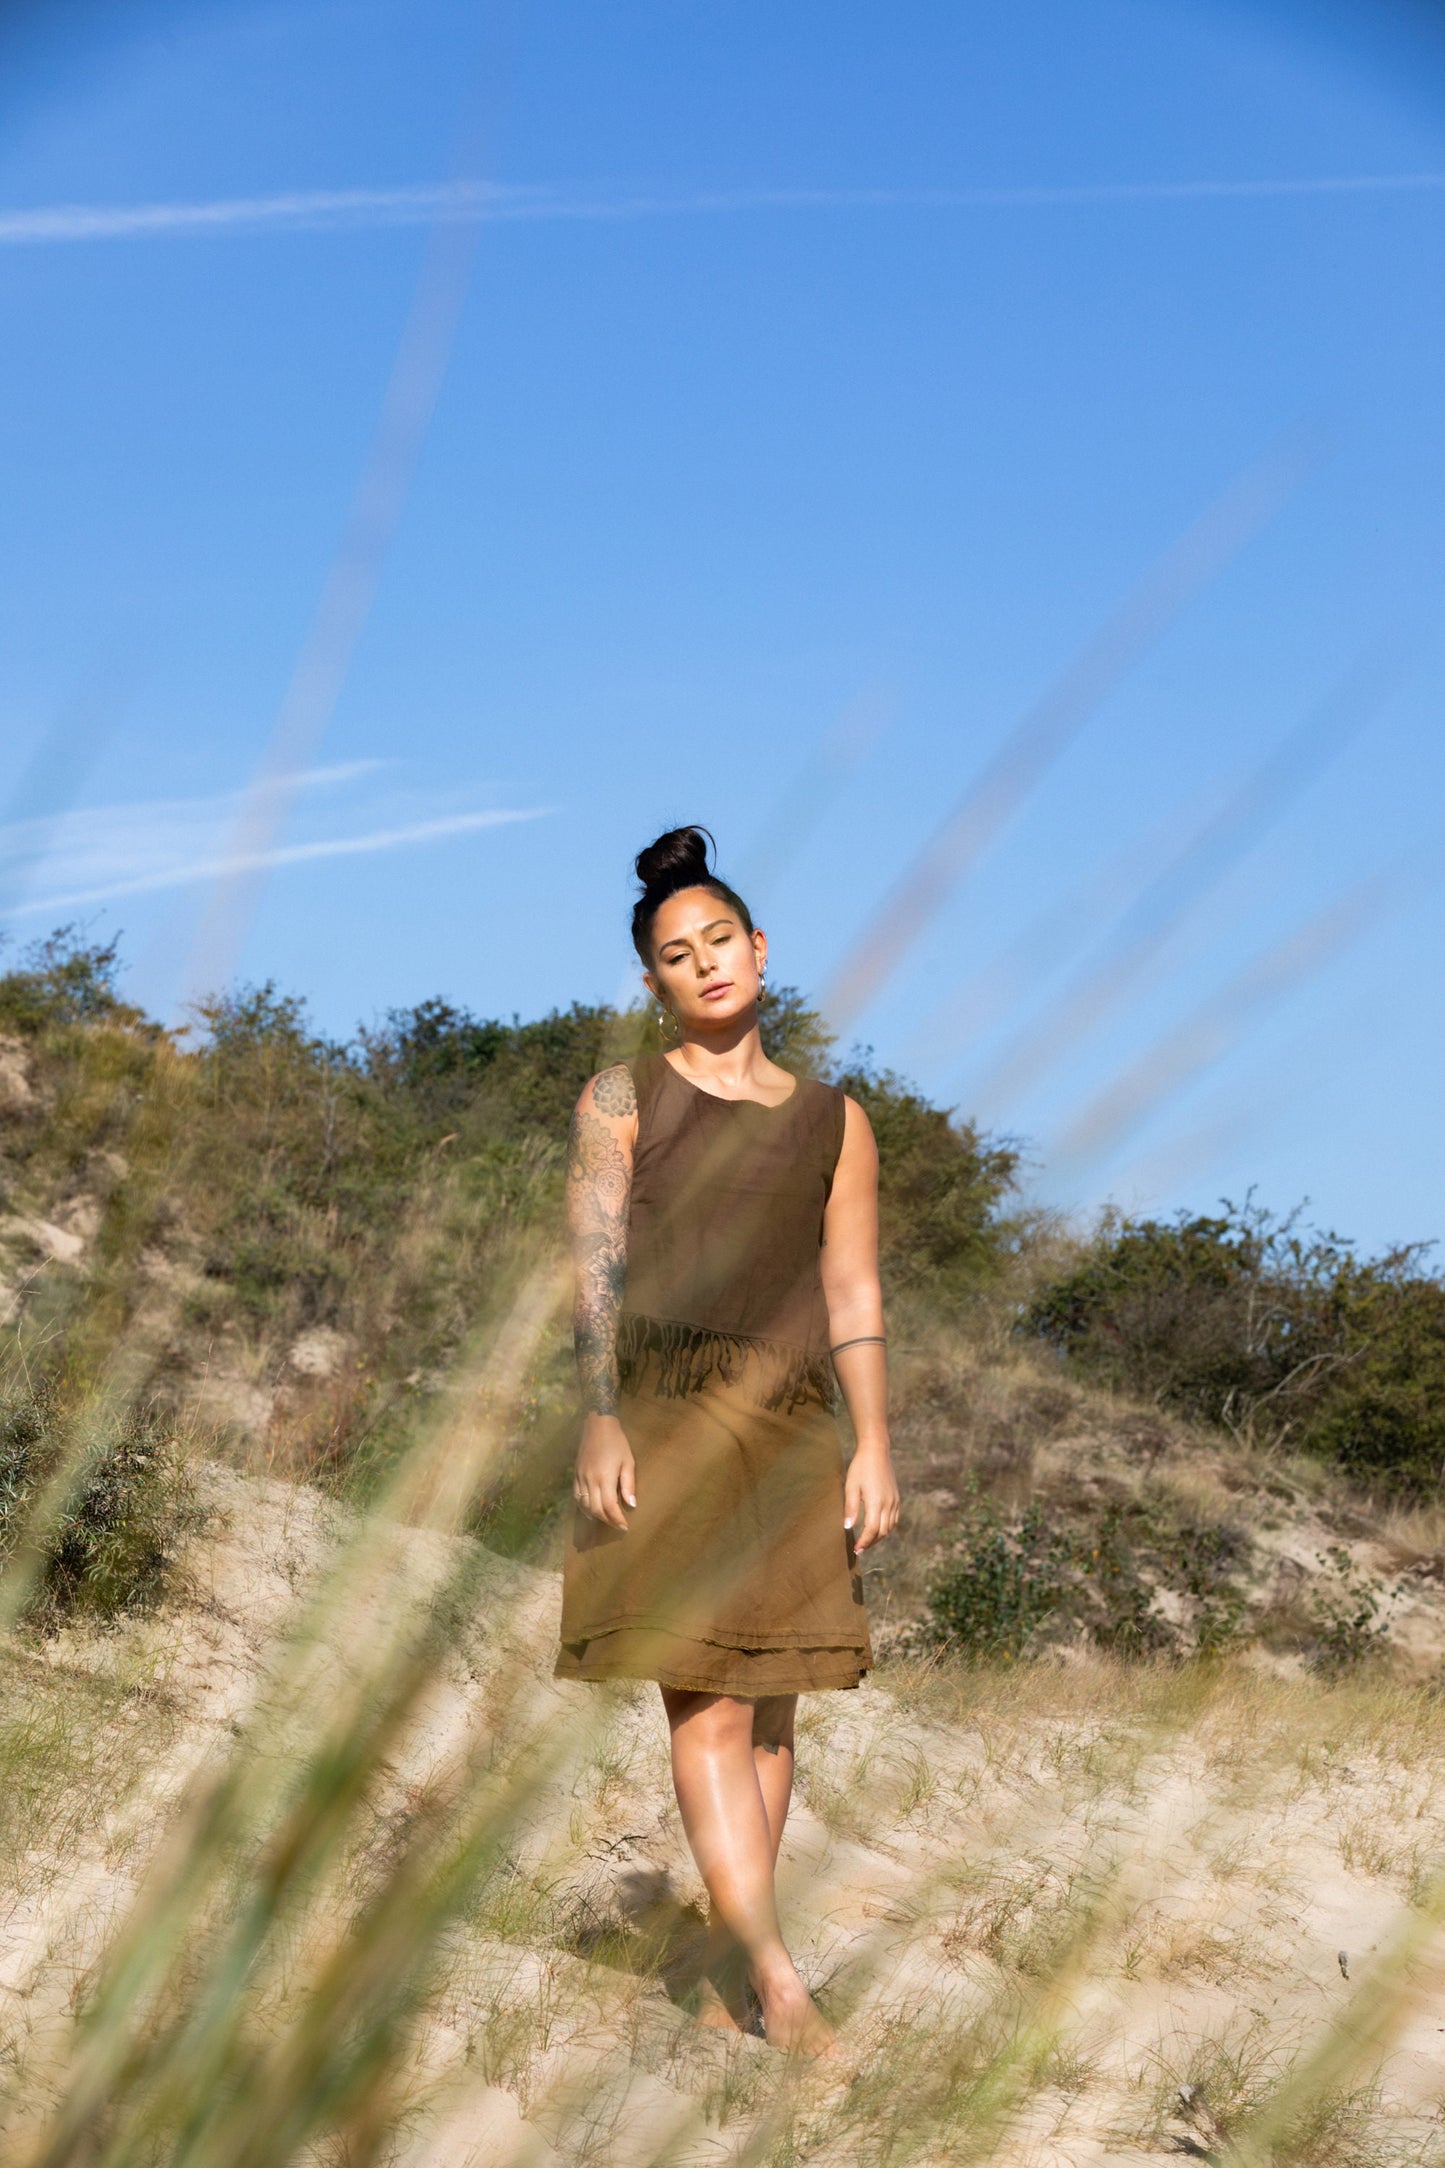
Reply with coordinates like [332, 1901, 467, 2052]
[555, 1366, 872, 1698]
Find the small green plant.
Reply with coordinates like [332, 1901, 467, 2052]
[1308, 1546, 1400, 1673]
[926, 1499, 1070, 1659]
[1177, 1520, 1250, 1656]
[1081, 1504, 1173, 1655]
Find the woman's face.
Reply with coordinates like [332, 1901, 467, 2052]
[644, 887, 767, 1032]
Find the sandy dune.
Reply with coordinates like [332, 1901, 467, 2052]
[6, 1464, 1445, 2164]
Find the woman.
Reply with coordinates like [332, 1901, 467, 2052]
[555, 826, 900, 2055]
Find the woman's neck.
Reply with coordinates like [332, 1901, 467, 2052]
[667, 1021, 779, 1092]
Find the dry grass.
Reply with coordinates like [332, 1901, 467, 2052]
[9, 1475, 1445, 2165]
[0, 1644, 180, 1900]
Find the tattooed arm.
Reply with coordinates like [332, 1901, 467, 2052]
[566, 1063, 638, 1528]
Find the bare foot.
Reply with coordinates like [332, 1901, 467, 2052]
[695, 1936, 753, 2033]
[753, 1966, 840, 2057]
[695, 1976, 747, 2033]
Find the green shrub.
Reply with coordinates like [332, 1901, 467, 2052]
[758, 983, 839, 1078]
[193, 980, 330, 1061]
[1178, 1523, 1250, 1657]
[1081, 1505, 1176, 1656]
[0, 926, 152, 1036]
[925, 1490, 1250, 1663]
[0, 1384, 202, 1628]
[362, 996, 635, 1135]
[925, 1499, 1069, 1659]
[1026, 1200, 1445, 1494]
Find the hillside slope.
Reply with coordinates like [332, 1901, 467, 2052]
[6, 976, 1445, 2161]
[5, 1006, 1445, 1682]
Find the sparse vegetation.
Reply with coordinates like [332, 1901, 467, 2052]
[1307, 1544, 1403, 1674]
[0, 925, 153, 1037]
[923, 1483, 1251, 1663]
[0, 1377, 200, 1629]
[924, 1496, 1071, 1660]
[4, 930, 1445, 2165]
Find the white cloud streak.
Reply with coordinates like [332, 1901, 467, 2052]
[7, 807, 544, 918]
[2, 172, 1444, 246]
[0, 767, 546, 922]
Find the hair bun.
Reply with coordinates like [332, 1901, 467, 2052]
[634, 825, 714, 892]
[629, 824, 752, 961]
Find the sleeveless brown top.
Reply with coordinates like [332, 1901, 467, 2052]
[616, 1053, 847, 1411]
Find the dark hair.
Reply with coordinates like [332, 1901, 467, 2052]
[631, 825, 754, 964]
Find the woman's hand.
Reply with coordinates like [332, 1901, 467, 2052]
[844, 1443, 900, 1552]
[574, 1412, 637, 1529]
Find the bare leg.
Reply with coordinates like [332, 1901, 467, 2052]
[700, 1695, 796, 2025]
[752, 1693, 799, 1860]
[661, 1686, 835, 2055]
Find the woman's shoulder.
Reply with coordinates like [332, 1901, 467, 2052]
[787, 1065, 847, 1104]
[574, 1051, 668, 1123]
[787, 1070, 849, 1155]
[798, 1072, 873, 1121]
[613, 1049, 673, 1123]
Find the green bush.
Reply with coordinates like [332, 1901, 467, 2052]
[925, 1489, 1249, 1663]
[925, 1500, 1069, 1659]
[1026, 1200, 1445, 1494]
[0, 1384, 202, 1628]
[361, 996, 636, 1136]
[0, 927, 152, 1037]
[758, 983, 839, 1079]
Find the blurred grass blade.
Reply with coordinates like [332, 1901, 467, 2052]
[823, 437, 1317, 1031]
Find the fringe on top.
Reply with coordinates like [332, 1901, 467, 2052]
[615, 1310, 836, 1413]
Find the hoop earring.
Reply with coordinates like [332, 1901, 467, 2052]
[657, 1005, 681, 1044]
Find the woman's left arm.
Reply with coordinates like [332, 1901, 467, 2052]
[819, 1096, 901, 1553]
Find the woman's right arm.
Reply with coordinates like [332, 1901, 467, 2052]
[566, 1064, 639, 1529]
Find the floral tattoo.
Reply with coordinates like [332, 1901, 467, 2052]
[592, 1064, 637, 1118]
[566, 1093, 633, 1415]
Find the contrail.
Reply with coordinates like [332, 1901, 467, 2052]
[3, 172, 1445, 246]
[180, 147, 490, 1007]
[0, 653, 136, 916]
[0, 760, 384, 861]
[2, 807, 546, 921]
[0, 184, 499, 244]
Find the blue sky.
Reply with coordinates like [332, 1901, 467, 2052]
[2, 0, 1443, 1250]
